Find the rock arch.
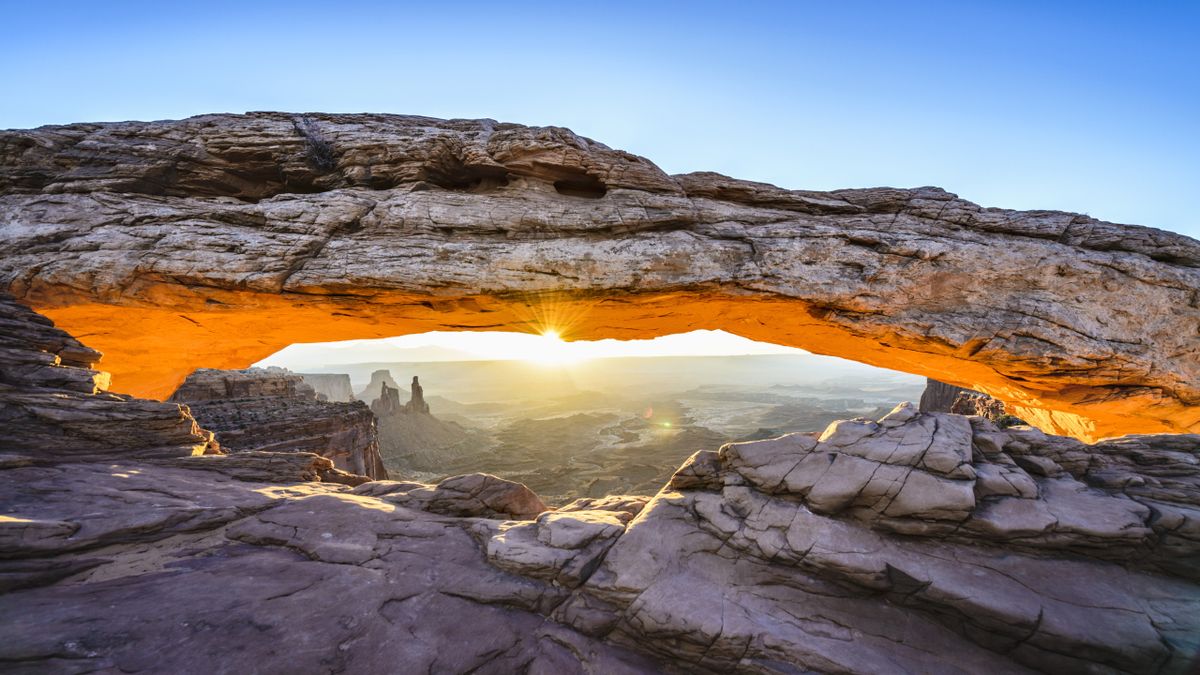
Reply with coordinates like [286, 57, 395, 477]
[2, 113, 1198, 441]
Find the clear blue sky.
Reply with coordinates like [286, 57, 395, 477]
[2, 1, 1196, 238]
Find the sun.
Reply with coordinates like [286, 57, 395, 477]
[525, 329, 582, 365]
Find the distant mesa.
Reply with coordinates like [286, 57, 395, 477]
[358, 368, 402, 405]
[298, 372, 356, 402]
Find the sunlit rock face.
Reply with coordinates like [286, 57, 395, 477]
[1, 113, 1198, 441]
[559, 408, 1200, 672]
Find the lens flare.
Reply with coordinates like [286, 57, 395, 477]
[525, 329, 580, 365]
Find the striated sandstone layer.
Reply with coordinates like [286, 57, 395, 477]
[0, 294, 216, 460]
[0, 113, 1197, 441]
[169, 367, 387, 480]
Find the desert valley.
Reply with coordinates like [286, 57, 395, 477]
[280, 353, 923, 503]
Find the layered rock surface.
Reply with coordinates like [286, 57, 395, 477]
[170, 367, 387, 480]
[1, 113, 1198, 440]
[554, 404, 1200, 673]
[0, 294, 216, 460]
[0, 460, 660, 673]
[5, 393, 1198, 672]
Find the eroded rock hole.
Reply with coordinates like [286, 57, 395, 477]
[420, 152, 512, 192]
[554, 175, 607, 198]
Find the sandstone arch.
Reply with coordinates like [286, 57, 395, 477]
[2, 113, 1198, 441]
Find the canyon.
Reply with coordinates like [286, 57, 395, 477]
[169, 367, 388, 480]
[1, 113, 1199, 673]
[342, 360, 914, 504]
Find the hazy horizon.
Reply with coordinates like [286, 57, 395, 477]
[253, 330, 928, 407]
[255, 329, 807, 371]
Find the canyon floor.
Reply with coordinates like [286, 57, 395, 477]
[315, 356, 922, 505]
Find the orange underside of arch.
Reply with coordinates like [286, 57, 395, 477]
[34, 289, 1199, 443]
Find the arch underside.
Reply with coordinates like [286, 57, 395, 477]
[29, 288, 1197, 443]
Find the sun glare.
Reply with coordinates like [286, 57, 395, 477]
[525, 329, 580, 365]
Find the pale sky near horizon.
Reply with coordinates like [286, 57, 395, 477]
[256, 329, 807, 369]
[4, 1, 1197, 364]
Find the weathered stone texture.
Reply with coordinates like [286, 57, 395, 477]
[557, 404, 1200, 673]
[0, 294, 216, 460]
[3, 117, 1200, 673]
[168, 367, 387, 480]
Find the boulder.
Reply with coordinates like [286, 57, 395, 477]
[353, 472, 548, 520]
